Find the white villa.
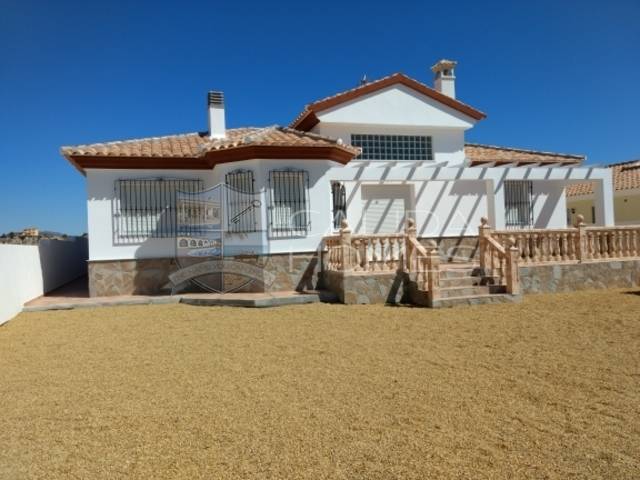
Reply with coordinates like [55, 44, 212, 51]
[63, 59, 633, 304]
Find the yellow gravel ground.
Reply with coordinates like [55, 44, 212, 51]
[1, 289, 639, 479]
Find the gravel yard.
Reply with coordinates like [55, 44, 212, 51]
[1, 289, 639, 479]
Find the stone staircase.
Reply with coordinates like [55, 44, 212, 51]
[408, 264, 522, 308]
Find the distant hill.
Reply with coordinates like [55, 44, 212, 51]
[0, 229, 87, 245]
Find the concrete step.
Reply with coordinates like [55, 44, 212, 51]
[440, 267, 485, 279]
[438, 285, 506, 299]
[432, 293, 522, 308]
[439, 275, 499, 288]
[180, 291, 323, 308]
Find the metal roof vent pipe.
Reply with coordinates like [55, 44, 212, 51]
[208, 91, 226, 139]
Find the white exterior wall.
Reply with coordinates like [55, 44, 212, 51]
[87, 160, 341, 261]
[87, 163, 614, 261]
[314, 123, 467, 167]
[315, 84, 476, 130]
[0, 245, 42, 324]
[83, 80, 616, 259]
[328, 164, 614, 234]
[311, 84, 476, 168]
[87, 169, 215, 261]
[0, 238, 88, 324]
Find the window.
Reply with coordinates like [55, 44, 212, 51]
[591, 206, 596, 224]
[504, 181, 534, 228]
[331, 182, 347, 230]
[225, 169, 258, 233]
[115, 178, 203, 241]
[268, 169, 310, 236]
[350, 134, 433, 161]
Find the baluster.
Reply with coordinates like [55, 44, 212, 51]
[498, 254, 505, 284]
[522, 234, 530, 263]
[382, 237, 390, 271]
[569, 232, 577, 261]
[531, 233, 539, 263]
[609, 231, 616, 258]
[602, 232, 609, 259]
[576, 230, 583, 261]
[331, 242, 338, 269]
[353, 239, 362, 271]
[421, 257, 429, 290]
[633, 230, 639, 257]
[617, 230, 624, 258]
[623, 230, 630, 257]
[561, 232, 569, 261]
[388, 237, 396, 270]
[362, 239, 370, 271]
[490, 246, 496, 275]
[544, 233, 550, 261]
[371, 238, 379, 271]
[333, 242, 337, 269]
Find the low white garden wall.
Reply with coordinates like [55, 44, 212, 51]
[0, 237, 88, 325]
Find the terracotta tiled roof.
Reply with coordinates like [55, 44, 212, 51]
[61, 126, 358, 158]
[61, 126, 361, 173]
[566, 160, 640, 197]
[290, 73, 486, 131]
[465, 143, 585, 166]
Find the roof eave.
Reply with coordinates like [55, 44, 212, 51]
[290, 72, 486, 131]
[63, 144, 359, 172]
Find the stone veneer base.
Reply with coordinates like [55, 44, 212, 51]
[88, 251, 640, 301]
[323, 270, 408, 305]
[88, 252, 321, 297]
[519, 259, 640, 294]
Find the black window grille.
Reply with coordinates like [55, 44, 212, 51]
[225, 169, 258, 233]
[504, 180, 534, 228]
[331, 182, 347, 229]
[350, 134, 433, 161]
[115, 178, 203, 241]
[268, 169, 310, 237]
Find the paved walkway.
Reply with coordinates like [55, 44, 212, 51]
[23, 277, 326, 312]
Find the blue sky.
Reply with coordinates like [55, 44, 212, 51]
[1, 0, 638, 235]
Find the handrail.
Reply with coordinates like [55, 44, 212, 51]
[485, 235, 505, 255]
[322, 218, 441, 302]
[405, 219, 440, 301]
[479, 217, 520, 294]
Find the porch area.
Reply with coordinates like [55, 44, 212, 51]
[321, 217, 640, 307]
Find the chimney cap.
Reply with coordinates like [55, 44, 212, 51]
[431, 59, 457, 74]
[208, 91, 224, 106]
